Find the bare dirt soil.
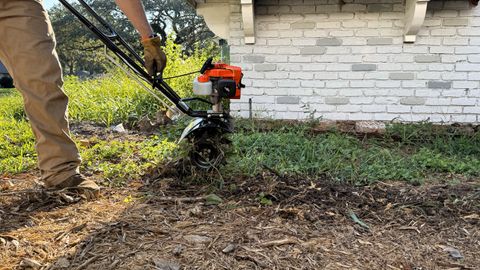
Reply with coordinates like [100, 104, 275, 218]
[1, 170, 479, 270]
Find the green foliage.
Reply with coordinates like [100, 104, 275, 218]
[0, 119, 36, 174]
[65, 39, 211, 126]
[225, 121, 480, 185]
[65, 72, 147, 126]
[162, 38, 215, 99]
[2, 75, 480, 186]
[49, 0, 215, 74]
[385, 122, 480, 156]
[49, 1, 123, 74]
[142, 0, 216, 54]
[0, 77, 179, 181]
[205, 194, 223, 205]
[0, 40, 209, 181]
[258, 192, 273, 206]
[79, 137, 178, 186]
[0, 90, 36, 174]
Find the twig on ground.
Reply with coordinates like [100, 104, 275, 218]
[259, 238, 298, 247]
[207, 235, 221, 249]
[398, 226, 421, 234]
[242, 247, 273, 264]
[436, 262, 473, 270]
[0, 234, 18, 241]
[0, 189, 44, 196]
[154, 196, 206, 203]
[55, 223, 88, 242]
[75, 255, 100, 270]
[234, 254, 267, 268]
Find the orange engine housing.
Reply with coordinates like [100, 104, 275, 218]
[201, 63, 243, 99]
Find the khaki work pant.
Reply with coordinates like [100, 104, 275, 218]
[0, 0, 81, 187]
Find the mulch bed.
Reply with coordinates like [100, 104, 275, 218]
[1, 171, 479, 270]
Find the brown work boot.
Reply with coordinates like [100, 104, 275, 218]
[51, 174, 101, 200]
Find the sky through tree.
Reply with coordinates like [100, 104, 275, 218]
[45, 0, 55, 9]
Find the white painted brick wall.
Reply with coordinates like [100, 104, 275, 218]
[227, 0, 480, 123]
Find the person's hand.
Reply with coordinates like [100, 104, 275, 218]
[141, 35, 167, 77]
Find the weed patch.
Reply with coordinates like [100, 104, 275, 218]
[2, 77, 479, 186]
[225, 120, 480, 185]
[80, 137, 179, 186]
[0, 89, 36, 174]
[0, 87, 181, 182]
[66, 39, 212, 127]
[0, 39, 209, 179]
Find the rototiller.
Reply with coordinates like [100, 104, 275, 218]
[59, 0, 244, 169]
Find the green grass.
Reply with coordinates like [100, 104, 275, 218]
[0, 39, 210, 182]
[226, 120, 480, 185]
[0, 88, 181, 183]
[1, 83, 479, 186]
[1, 38, 479, 185]
[65, 71, 160, 126]
[0, 90, 36, 174]
[2, 81, 480, 186]
[0, 82, 183, 183]
[66, 39, 212, 127]
[79, 137, 179, 186]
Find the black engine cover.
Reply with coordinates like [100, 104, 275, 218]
[217, 79, 237, 98]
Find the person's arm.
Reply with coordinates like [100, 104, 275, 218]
[114, 0, 153, 39]
[114, 0, 166, 76]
